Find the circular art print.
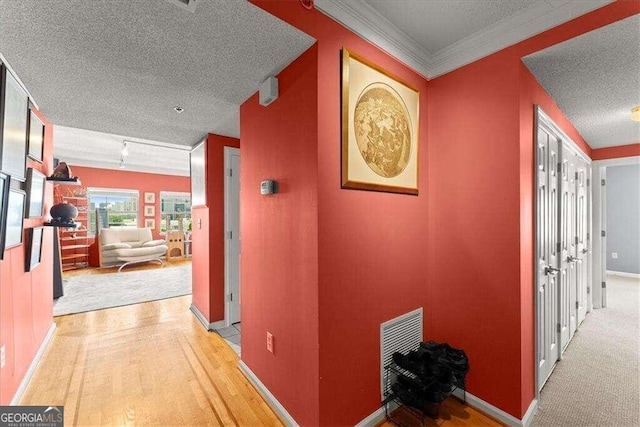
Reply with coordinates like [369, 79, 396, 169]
[353, 83, 412, 178]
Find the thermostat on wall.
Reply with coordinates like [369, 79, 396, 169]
[261, 180, 277, 195]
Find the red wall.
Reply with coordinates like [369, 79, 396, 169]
[68, 166, 190, 265]
[240, 46, 320, 425]
[246, 0, 638, 424]
[0, 107, 55, 405]
[592, 143, 640, 160]
[190, 134, 240, 324]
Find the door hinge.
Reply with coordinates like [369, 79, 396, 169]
[227, 230, 233, 239]
[587, 286, 591, 294]
[587, 178, 590, 186]
[587, 232, 590, 241]
[229, 293, 233, 302]
[575, 171, 579, 180]
[575, 301, 579, 310]
[602, 282, 607, 289]
[557, 163, 562, 173]
[575, 236, 579, 245]
[601, 179, 606, 186]
[601, 230, 606, 237]
[556, 323, 561, 334]
[557, 242, 561, 253]
[228, 168, 233, 177]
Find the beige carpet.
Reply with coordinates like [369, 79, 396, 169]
[532, 274, 640, 427]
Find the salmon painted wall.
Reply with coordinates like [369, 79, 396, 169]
[429, 1, 637, 418]
[250, 0, 638, 423]
[191, 134, 240, 324]
[0, 107, 55, 405]
[592, 143, 640, 160]
[240, 46, 320, 425]
[70, 165, 190, 239]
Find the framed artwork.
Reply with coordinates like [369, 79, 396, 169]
[144, 192, 155, 203]
[5, 188, 26, 249]
[341, 48, 419, 195]
[144, 205, 155, 216]
[27, 109, 44, 162]
[144, 218, 155, 229]
[0, 172, 10, 259]
[25, 168, 46, 217]
[25, 227, 44, 272]
[0, 65, 29, 182]
[190, 140, 206, 206]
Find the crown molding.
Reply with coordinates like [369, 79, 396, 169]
[314, 0, 614, 79]
[314, 0, 431, 78]
[428, 0, 614, 78]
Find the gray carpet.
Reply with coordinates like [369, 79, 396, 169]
[54, 265, 192, 316]
[532, 274, 640, 427]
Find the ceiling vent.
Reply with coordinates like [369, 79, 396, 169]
[167, 0, 198, 13]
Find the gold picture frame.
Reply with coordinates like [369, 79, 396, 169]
[341, 48, 419, 195]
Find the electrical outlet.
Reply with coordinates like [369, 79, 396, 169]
[1, 345, 5, 368]
[267, 332, 274, 354]
[612, 252, 618, 259]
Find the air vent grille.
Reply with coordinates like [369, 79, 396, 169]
[380, 308, 423, 399]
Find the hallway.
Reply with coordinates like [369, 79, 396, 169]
[532, 274, 640, 426]
[19, 296, 281, 426]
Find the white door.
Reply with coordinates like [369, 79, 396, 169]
[225, 148, 241, 325]
[536, 124, 560, 389]
[576, 159, 589, 324]
[560, 146, 578, 350]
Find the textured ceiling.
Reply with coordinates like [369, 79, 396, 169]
[365, 0, 539, 54]
[523, 15, 640, 149]
[54, 126, 191, 177]
[0, 0, 315, 146]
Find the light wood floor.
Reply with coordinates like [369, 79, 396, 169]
[23, 292, 502, 426]
[20, 295, 282, 426]
[378, 398, 504, 426]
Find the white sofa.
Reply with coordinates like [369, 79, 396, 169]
[99, 228, 168, 272]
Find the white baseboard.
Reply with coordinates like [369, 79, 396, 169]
[357, 388, 537, 427]
[10, 323, 57, 405]
[355, 400, 399, 426]
[238, 360, 298, 426]
[606, 270, 640, 279]
[189, 304, 226, 331]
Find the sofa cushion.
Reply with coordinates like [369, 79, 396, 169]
[143, 239, 166, 247]
[100, 227, 153, 245]
[112, 245, 168, 258]
[102, 243, 131, 251]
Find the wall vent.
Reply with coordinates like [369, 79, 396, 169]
[380, 307, 423, 400]
[166, 0, 198, 13]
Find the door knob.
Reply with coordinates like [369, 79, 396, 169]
[581, 249, 588, 254]
[568, 256, 582, 263]
[545, 266, 560, 276]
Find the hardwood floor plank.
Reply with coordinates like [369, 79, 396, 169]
[20, 295, 282, 427]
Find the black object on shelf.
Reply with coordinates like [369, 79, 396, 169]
[46, 176, 81, 185]
[43, 221, 79, 228]
[382, 341, 469, 425]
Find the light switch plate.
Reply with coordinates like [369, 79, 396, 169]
[1, 345, 5, 368]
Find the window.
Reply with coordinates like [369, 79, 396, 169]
[88, 188, 139, 235]
[160, 192, 191, 233]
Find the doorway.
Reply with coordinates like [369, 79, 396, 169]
[535, 107, 592, 392]
[224, 147, 241, 327]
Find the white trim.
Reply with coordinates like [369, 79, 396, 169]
[355, 401, 399, 427]
[357, 390, 537, 427]
[592, 156, 640, 309]
[189, 304, 225, 331]
[314, 0, 430, 79]
[537, 107, 591, 164]
[10, 323, 56, 405]
[429, 0, 612, 78]
[606, 270, 640, 279]
[0, 52, 40, 110]
[314, 0, 612, 79]
[238, 360, 298, 426]
[224, 146, 241, 327]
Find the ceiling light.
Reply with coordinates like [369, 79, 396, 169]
[632, 106, 640, 122]
[174, 106, 184, 113]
